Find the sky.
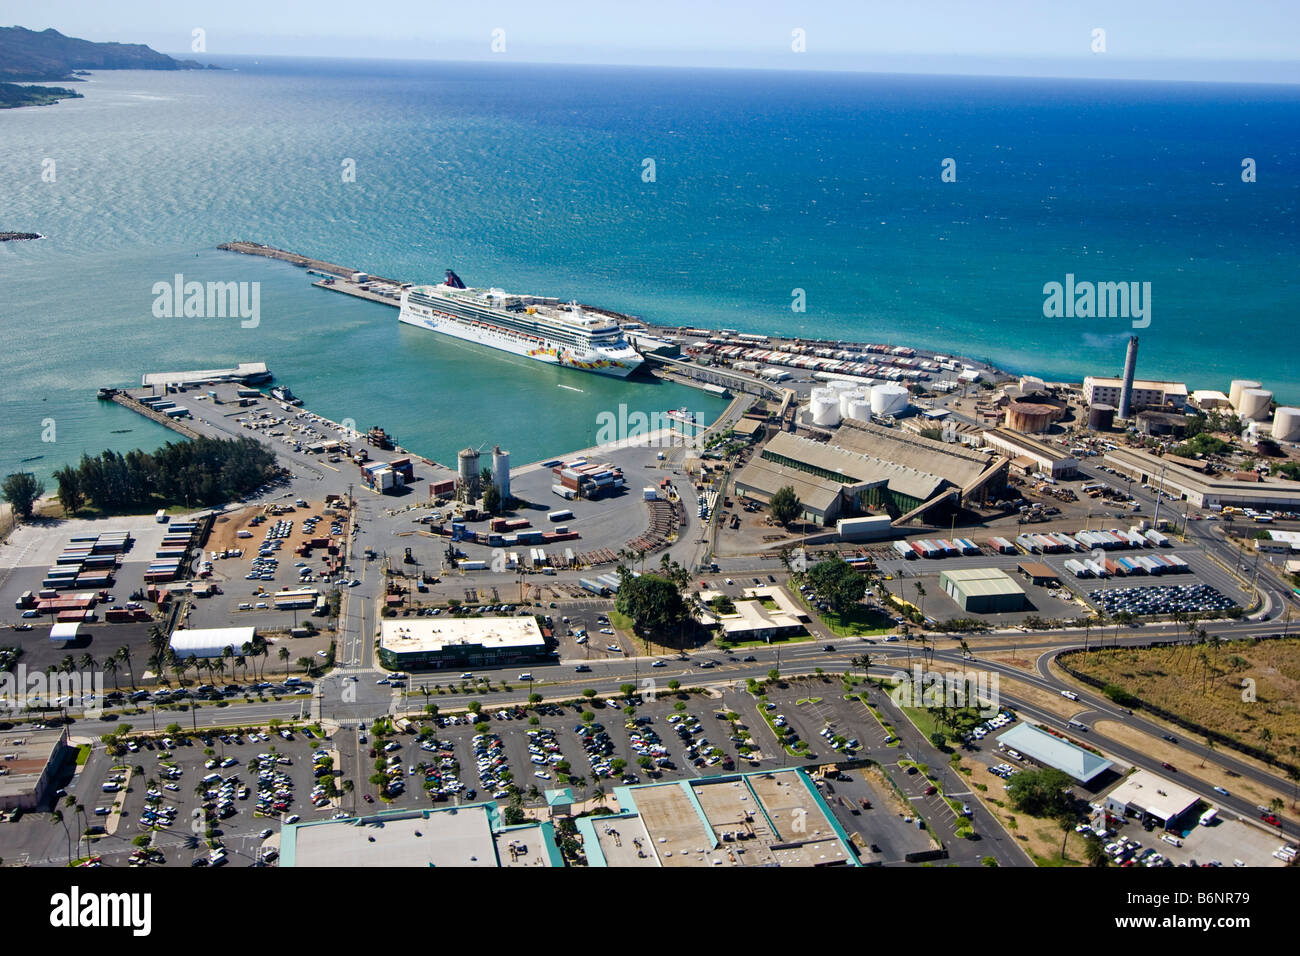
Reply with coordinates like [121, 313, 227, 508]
[5, 0, 1300, 82]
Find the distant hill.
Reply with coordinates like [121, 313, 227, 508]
[0, 25, 210, 82]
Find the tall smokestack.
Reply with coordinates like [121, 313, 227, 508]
[1118, 335, 1139, 419]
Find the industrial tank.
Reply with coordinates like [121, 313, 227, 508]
[1239, 388, 1273, 422]
[1272, 407, 1300, 442]
[810, 388, 841, 427]
[1087, 404, 1116, 431]
[457, 447, 482, 500]
[846, 395, 873, 422]
[870, 383, 909, 417]
[1005, 402, 1055, 434]
[838, 390, 868, 418]
[491, 446, 511, 502]
[1229, 379, 1262, 410]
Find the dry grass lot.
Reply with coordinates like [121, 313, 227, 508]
[1067, 639, 1300, 764]
[959, 756, 1091, 866]
[1093, 719, 1296, 818]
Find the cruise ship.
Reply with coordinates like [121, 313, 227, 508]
[399, 271, 644, 378]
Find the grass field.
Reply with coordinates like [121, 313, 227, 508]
[1067, 638, 1300, 764]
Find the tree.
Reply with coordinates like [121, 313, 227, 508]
[806, 559, 866, 613]
[52, 465, 84, 517]
[481, 481, 502, 515]
[278, 647, 290, 677]
[1083, 833, 1108, 867]
[614, 572, 690, 636]
[1, 472, 44, 521]
[769, 485, 801, 528]
[1006, 768, 1075, 819]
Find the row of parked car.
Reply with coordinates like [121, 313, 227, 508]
[964, 711, 1016, 742]
[472, 732, 512, 799]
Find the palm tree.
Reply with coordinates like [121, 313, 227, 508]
[77, 652, 95, 673]
[279, 647, 291, 677]
[50, 810, 71, 865]
[116, 645, 136, 690]
[1057, 813, 1074, 861]
[103, 655, 119, 690]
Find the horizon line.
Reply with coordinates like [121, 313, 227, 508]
[164, 50, 1300, 88]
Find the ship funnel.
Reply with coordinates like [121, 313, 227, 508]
[444, 270, 467, 289]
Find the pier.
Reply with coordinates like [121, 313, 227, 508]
[214, 239, 998, 418]
[218, 241, 405, 286]
[100, 389, 203, 440]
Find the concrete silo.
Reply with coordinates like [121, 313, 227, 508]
[491, 446, 511, 502]
[457, 447, 481, 502]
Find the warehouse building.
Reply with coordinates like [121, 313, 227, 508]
[1102, 447, 1300, 510]
[733, 424, 1007, 526]
[378, 617, 549, 670]
[169, 626, 257, 659]
[980, 428, 1079, 479]
[1016, 562, 1060, 587]
[939, 568, 1026, 613]
[996, 724, 1114, 785]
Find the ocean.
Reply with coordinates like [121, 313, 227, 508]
[1, 57, 1297, 483]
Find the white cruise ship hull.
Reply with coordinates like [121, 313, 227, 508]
[399, 305, 643, 378]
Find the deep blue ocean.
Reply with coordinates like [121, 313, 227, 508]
[1, 57, 1297, 483]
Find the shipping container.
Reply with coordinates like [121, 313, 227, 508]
[547, 510, 574, 522]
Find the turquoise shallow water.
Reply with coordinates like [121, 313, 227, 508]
[1, 58, 1297, 483]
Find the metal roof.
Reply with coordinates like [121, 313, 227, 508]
[939, 567, 1025, 598]
[996, 723, 1113, 783]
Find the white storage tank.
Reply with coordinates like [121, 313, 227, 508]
[1239, 388, 1273, 422]
[1273, 407, 1300, 442]
[838, 390, 868, 418]
[1229, 379, 1261, 410]
[847, 394, 873, 422]
[810, 388, 841, 427]
[871, 383, 909, 417]
[491, 446, 511, 502]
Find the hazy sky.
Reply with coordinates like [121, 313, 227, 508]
[6, 0, 1300, 81]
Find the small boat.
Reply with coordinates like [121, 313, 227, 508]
[20, 455, 44, 462]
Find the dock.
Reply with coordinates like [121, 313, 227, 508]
[218, 241, 406, 286]
[101, 389, 203, 440]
